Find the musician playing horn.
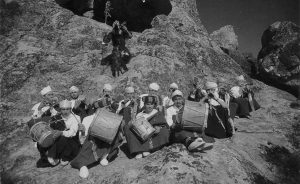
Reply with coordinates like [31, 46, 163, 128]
[166, 90, 214, 152]
[116, 86, 136, 115]
[123, 95, 170, 159]
[46, 100, 81, 166]
[90, 83, 116, 114]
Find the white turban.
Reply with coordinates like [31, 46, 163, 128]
[40, 86, 52, 96]
[125, 86, 134, 93]
[205, 82, 218, 90]
[149, 83, 160, 91]
[170, 83, 178, 89]
[69, 86, 79, 92]
[103, 84, 113, 91]
[236, 75, 245, 81]
[171, 90, 183, 98]
[230, 86, 241, 98]
[59, 100, 72, 108]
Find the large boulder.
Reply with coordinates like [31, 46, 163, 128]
[0, 1, 299, 184]
[257, 21, 300, 97]
[210, 25, 239, 51]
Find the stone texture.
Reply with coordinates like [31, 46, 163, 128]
[0, 1, 299, 184]
[211, 25, 239, 51]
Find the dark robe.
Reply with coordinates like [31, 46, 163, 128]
[72, 101, 90, 121]
[123, 109, 170, 155]
[46, 114, 80, 162]
[204, 104, 232, 139]
[70, 132, 122, 169]
[188, 88, 204, 102]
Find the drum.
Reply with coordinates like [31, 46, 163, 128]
[89, 108, 123, 144]
[30, 121, 54, 148]
[182, 100, 206, 132]
[130, 116, 156, 142]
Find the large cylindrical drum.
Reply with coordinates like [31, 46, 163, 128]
[182, 101, 206, 132]
[89, 108, 123, 144]
[30, 121, 54, 148]
[130, 116, 156, 142]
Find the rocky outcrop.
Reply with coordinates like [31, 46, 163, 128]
[257, 21, 300, 97]
[211, 25, 239, 51]
[93, 0, 172, 32]
[0, 1, 299, 184]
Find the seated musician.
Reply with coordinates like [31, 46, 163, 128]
[69, 86, 90, 120]
[46, 100, 81, 166]
[28, 86, 60, 167]
[123, 96, 170, 159]
[188, 77, 206, 102]
[166, 90, 213, 152]
[31, 86, 58, 120]
[89, 83, 119, 114]
[116, 86, 136, 115]
[202, 82, 234, 138]
[139, 83, 163, 112]
[162, 83, 178, 109]
[230, 83, 260, 119]
[70, 106, 123, 178]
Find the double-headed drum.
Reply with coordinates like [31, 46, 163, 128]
[89, 108, 123, 144]
[30, 121, 54, 148]
[182, 100, 206, 132]
[130, 116, 156, 142]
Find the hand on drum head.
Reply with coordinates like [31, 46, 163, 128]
[52, 130, 63, 140]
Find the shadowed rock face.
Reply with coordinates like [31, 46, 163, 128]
[0, 0, 299, 183]
[257, 21, 300, 97]
[93, 0, 172, 32]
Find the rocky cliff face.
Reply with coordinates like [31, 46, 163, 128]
[0, 1, 299, 184]
[257, 21, 300, 97]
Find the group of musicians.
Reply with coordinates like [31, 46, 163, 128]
[29, 78, 260, 178]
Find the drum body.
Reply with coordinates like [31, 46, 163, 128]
[130, 116, 156, 142]
[182, 101, 206, 132]
[89, 109, 123, 144]
[30, 121, 54, 148]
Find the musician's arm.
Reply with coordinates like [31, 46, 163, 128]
[62, 118, 79, 137]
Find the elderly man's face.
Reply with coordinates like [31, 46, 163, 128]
[173, 96, 184, 108]
[125, 92, 135, 100]
[61, 107, 71, 117]
[103, 90, 112, 97]
[206, 87, 218, 94]
[144, 102, 154, 113]
[70, 91, 79, 99]
[44, 92, 54, 102]
[149, 89, 158, 96]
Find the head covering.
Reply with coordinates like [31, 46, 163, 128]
[103, 84, 113, 91]
[171, 90, 183, 98]
[230, 86, 241, 98]
[143, 96, 156, 104]
[205, 82, 218, 90]
[125, 86, 134, 93]
[41, 86, 52, 96]
[236, 75, 245, 81]
[69, 86, 79, 93]
[149, 83, 160, 91]
[59, 100, 72, 109]
[170, 83, 178, 89]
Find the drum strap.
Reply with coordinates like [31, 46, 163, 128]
[211, 105, 226, 130]
[90, 138, 99, 161]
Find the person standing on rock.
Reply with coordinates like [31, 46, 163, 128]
[166, 90, 214, 152]
[46, 100, 81, 166]
[69, 86, 90, 121]
[102, 20, 133, 77]
[202, 82, 235, 138]
[123, 95, 170, 159]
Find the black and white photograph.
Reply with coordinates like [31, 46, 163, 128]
[0, 0, 299, 183]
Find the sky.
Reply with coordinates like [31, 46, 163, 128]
[196, 0, 299, 56]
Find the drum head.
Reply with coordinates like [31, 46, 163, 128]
[39, 132, 54, 148]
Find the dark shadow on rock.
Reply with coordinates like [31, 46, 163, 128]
[261, 145, 300, 184]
